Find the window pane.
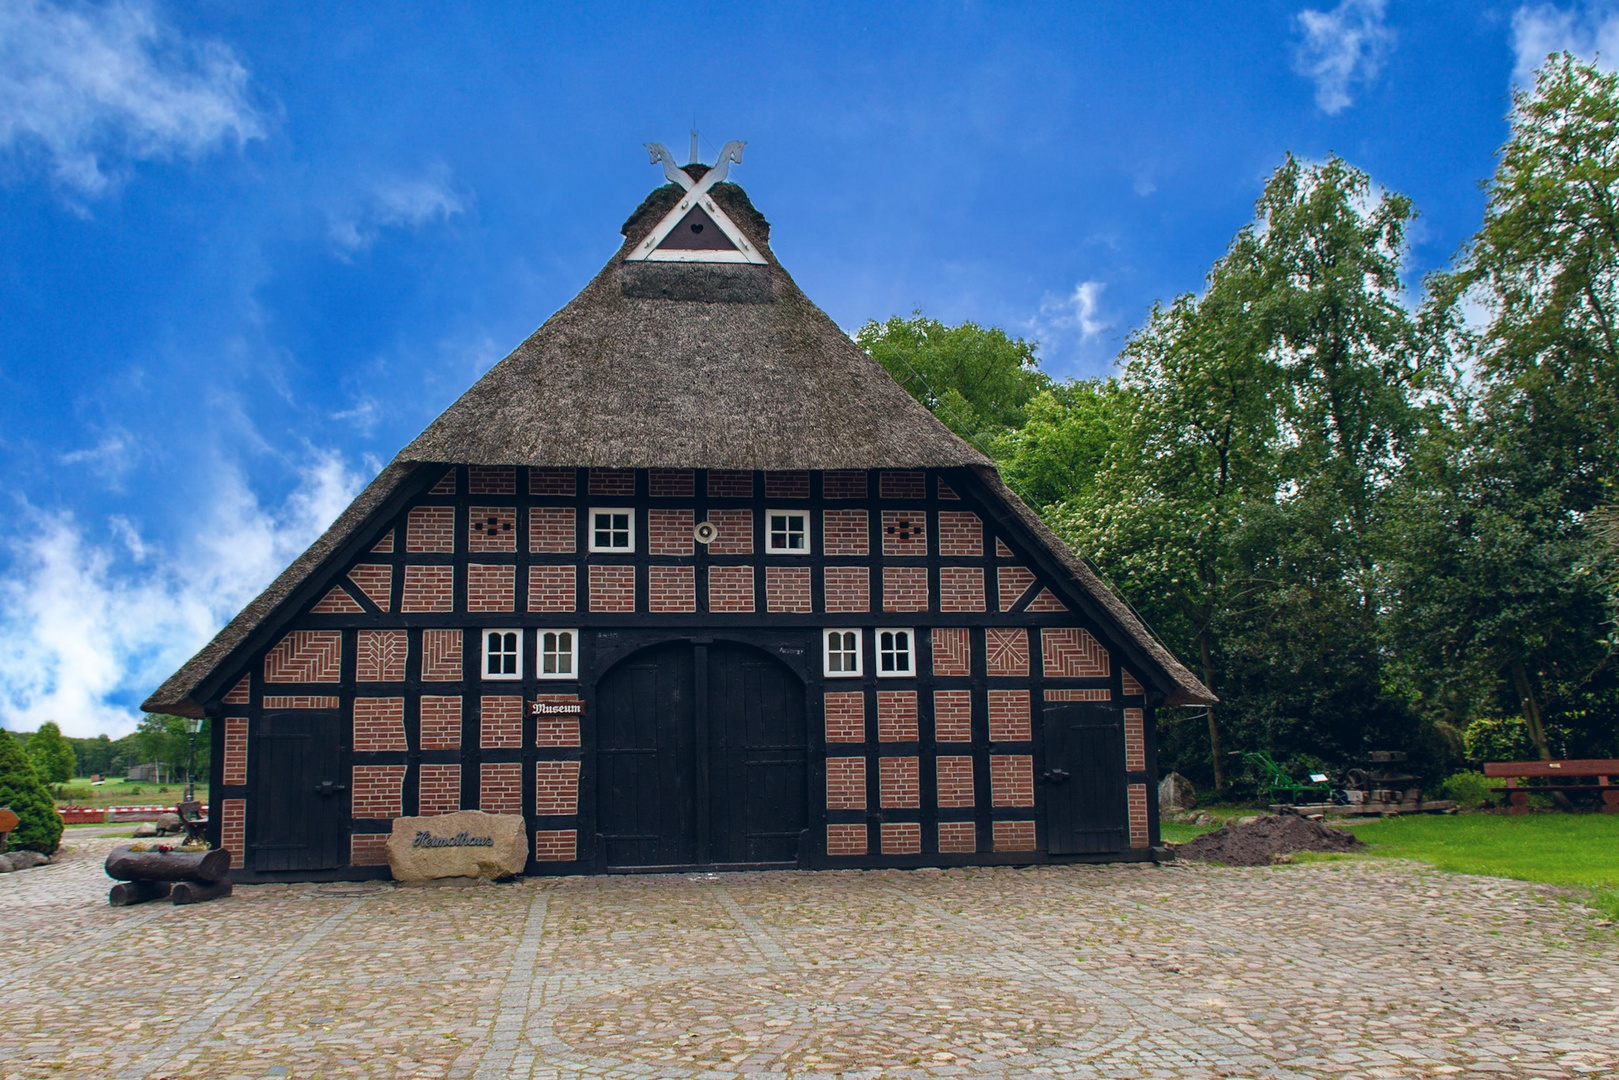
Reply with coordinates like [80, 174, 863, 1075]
[487, 631, 500, 650]
[502, 654, 516, 674]
[543, 653, 558, 674]
[487, 654, 500, 675]
[558, 632, 572, 651]
[542, 632, 557, 652]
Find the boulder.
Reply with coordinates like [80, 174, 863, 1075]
[7, 851, 47, 870]
[0, 855, 13, 873]
[131, 822, 159, 838]
[153, 813, 182, 834]
[1159, 772, 1196, 812]
[386, 811, 527, 882]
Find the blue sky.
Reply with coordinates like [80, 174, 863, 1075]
[0, 0, 1610, 736]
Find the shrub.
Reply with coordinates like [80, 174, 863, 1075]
[1440, 771, 1492, 808]
[1462, 715, 1532, 762]
[0, 731, 63, 854]
[53, 786, 93, 803]
[26, 722, 76, 785]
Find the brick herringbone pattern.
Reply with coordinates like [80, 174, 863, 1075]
[931, 628, 971, 676]
[1042, 627, 1110, 679]
[263, 630, 342, 684]
[421, 629, 462, 681]
[356, 630, 407, 682]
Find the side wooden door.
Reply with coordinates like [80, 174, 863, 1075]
[595, 642, 697, 867]
[706, 643, 807, 865]
[1041, 703, 1127, 855]
[248, 712, 347, 871]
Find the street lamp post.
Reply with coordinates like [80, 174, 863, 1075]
[184, 717, 202, 803]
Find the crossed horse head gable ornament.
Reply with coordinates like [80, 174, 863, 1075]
[628, 140, 766, 265]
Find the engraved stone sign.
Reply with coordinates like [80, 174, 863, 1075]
[386, 810, 527, 881]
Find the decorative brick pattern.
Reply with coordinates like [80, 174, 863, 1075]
[350, 833, 389, 867]
[880, 756, 920, 808]
[534, 830, 577, 861]
[648, 508, 694, 556]
[938, 820, 976, 853]
[527, 565, 577, 612]
[355, 630, 406, 683]
[827, 823, 867, 856]
[939, 567, 985, 612]
[707, 470, 753, 498]
[371, 530, 394, 554]
[1125, 708, 1146, 770]
[931, 628, 971, 676]
[1046, 688, 1112, 702]
[264, 630, 342, 683]
[649, 469, 694, 497]
[480, 762, 522, 814]
[936, 756, 975, 807]
[764, 471, 810, 498]
[991, 755, 1036, 807]
[1123, 670, 1145, 696]
[938, 478, 960, 500]
[589, 565, 636, 612]
[420, 696, 462, 749]
[224, 676, 250, 705]
[881, 510, 928, 557]
[589, 468, 635, 496]
[877, 691, 918, 742]
[985, 627, 1030, 677]
[469, 506, 517, 552]
[825, 757, 866, 809]
[530, 467, 576, 496]
[997, 566, 1036, 611]
[882, 567, 929, 612]
[535, 760, 581, 815]
[649, 565, 696, 612]
[879, 471, 925, 500]
[995, 538, 1015, 559]
[993, 820, 1037, 851]
[1042, 627, 1110, 678]
[352, 765, 406, 818]
[534, 695, 583, 746]
[937, 511, 982, 556]
[707, 509, 753, 554]
[312, 586, 363, 614]
[430, 469, 456, 495]
[824, 567, 870, 612]
[261, 695, 341, 709]
[822, 509, 869, 556]
[406, 506, 455, 553]
[421, 629, 462, 681]
[466, 564, 515, 612]
[1026, 589, 1068, 611]
[823, 471, 867, 499]
[480, 696, 523, 749]
[353, 697, 406, 752]
[529, 507, 577, 553]
[765, 566, 811, 612]
[1128, 783, 1150, 848]
[988, 689, 1032, 742]
[707, 565, 755, 612]
[347, 564, 393, 611]
[221, 799, 246, 868]
[401, 565, 454, 612]
[223, 717, 248, 786]
[933, 690, 973, 742]
[469, 465, 516, 494]
[881, 822, 921, 855]
[824, 693, 866, 743]
[419, 764, 461, 816]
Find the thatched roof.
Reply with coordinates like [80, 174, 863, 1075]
[143, 173, 1215, 715]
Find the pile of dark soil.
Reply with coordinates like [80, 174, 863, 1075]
[1173, 813, 1361, 866]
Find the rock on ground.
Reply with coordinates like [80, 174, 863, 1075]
[1172, 812, 1360, 866]
[386, 810, 527, 881]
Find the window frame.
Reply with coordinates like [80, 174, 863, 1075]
[875, 628, 916, 678]
[536, 629, 579, 681]
[823, 627, 863, 678]
[481, 628, 523, 681]
[765, 508, 811, 554]
[587, 507, 636, 553]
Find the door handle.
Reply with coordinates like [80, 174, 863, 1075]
[315, 780, 348, 797]
[1041, 769, 1070, 784]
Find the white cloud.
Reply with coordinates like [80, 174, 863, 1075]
[0, 450, 365, 737]
[1511, 4, 1619, 85]
[1036, 280, 1111, 340]
[1293, 0, 1394, 114]
[59, 426, 141, 487]
[329, 164, 466, 254]
[0, 0, 263, 197]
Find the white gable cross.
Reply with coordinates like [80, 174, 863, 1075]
[627, 140, 766, 265]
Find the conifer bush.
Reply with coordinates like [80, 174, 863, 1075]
[0, 734, 62, 854]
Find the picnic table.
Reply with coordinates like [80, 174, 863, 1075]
[1483, 759, 1619, 814]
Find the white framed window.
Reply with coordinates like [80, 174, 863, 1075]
[538, 630, 578, 679]
[483, 629, 522, 680]
[824, 628, 862, 678]
[589, 508, 634, 552]
[876, 629, 915, 677]
[766, 509, 810, 553]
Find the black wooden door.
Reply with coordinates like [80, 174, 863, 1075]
[1042, 703, 1127, 855]
[706, 643, 807, 865]
[596, 642, 697, 867]
[248, 712, 346, 871]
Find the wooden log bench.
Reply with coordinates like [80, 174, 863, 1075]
[1483, 759, 1619, 814]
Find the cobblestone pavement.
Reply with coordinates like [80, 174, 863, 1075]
[0, 831, 1615, 1079]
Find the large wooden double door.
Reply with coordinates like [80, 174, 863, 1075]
[596, 641, 808, 869]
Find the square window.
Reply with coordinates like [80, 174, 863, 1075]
[589, 508, 634, 552]
[483, 629, 522, 680]
[877, 629, 914, 677]
[767, 510, 809, 553]
[538, 630, 577, 679]
[824, 628, 862, 678]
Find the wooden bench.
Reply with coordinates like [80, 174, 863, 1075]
[1483, 759, 1619, 814]
[175, 801, 209, 845]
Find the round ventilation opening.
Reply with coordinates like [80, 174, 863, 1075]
[693, 521, 718, 544]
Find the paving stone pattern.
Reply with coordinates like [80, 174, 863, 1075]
[1, 833, 1616, 1078]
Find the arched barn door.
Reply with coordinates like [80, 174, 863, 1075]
[596, 641, 807, 870]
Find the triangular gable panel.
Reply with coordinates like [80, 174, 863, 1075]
[628, 191, 766, 265]
[656, 206, 740, 252]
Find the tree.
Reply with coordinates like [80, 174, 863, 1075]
[27, 722, 76, 785]
[0, 730, 62, 854]
[134, 715, 211, 784]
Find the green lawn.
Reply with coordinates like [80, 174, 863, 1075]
[55, 781, 209, 809]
